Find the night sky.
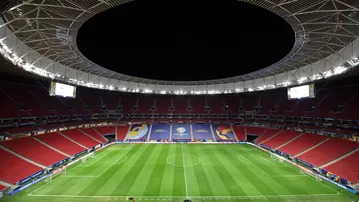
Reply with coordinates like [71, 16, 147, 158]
[77, 0, 295, 81]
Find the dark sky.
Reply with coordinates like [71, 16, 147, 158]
[77, 0, 295, 81]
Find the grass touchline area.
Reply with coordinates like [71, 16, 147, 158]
[1, 143, 358, 202]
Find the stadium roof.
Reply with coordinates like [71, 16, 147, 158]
[0, 0, 359, 94]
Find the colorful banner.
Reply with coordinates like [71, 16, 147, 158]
[126, 124, 149, 140]
[192, 124, 213, 140]
[212, 125, 235, 141]
[150, 124, 170, 140]
[172, 124, 191, 140]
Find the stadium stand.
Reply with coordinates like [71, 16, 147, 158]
[207, 96, 224, 114]
[96, 126, 115, 135]
[173, 96, 189, 114]
[137, 96, 154, 113]
[232, 125, 245, 141]
[0, 185, 6, 191]
[116, 125, 130, 140]
[277, 133, 328, 156]
[0, 148, 42, 184]
[246, 126, 267, 136]
[61, 130, 100, 148]
[0, 137, 68, 167]
[296, 138, 359, 166]
[262, 130, 301, 149]
[255, 128, 281, 144]
[323, 149, 359, 183]
[189, 96, 206, 114]
[154, 96, 171, 113]
[36, 132, 86, 156]
[81, 128, 108, 143]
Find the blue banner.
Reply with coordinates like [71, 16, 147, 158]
[172, 124, 191, 140]
[19, 170, 44, 185]
[150, 124, 170, 140]
[192, 124, 214, 140]
[126, 124, 149, 140]
[52, 158, 70, 168]
[212, 125, 235, 141]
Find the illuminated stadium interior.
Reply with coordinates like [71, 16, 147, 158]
[77, 0, 295, 81]
[0, 0, 359, 202]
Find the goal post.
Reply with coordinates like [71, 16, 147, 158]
[45, 166, 67, 183]
[300, 167, 322, 182]
[81, 152, 95, 163]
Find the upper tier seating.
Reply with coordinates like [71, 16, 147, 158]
[36, 132, 86, 156]
[323, 150, 359, 184]
[173, 96, 189, 114]
[61, 130, 100, 148]
[222, 96, 239, 113]
[207, 96, 224, 114]
[117, 125, 130, 140]
[155, 96, 171, 113]
[0, 137, 68, 167]
[278, 133, 327, 156]
[81, 128, 107, 143]
[255, 128, 281, 144]
[96, 126, 115, 135]
[121, 96, 137, 114]
[262, 130, 301, 149]
[297, 138, 359, 166]
[137, 96, 154, 113]
[232, 125, 245, 141]
[190, 96, 206, 114]
[0, 148, 42, 184]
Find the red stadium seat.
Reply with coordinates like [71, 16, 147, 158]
[0, 148, 42, 184]
[0, 137, 68, 167]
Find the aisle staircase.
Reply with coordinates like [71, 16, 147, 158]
[294, 138, 330, 157]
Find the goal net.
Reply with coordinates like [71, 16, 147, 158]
[300, 168, 322, 182]
[270, 153, 284, 162]
[81, 152, 95, 163]
[45, 166, 67, 182]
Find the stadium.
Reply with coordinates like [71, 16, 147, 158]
[0, 0, 359, 201]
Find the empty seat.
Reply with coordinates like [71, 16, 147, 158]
[1, 137, 67, 167]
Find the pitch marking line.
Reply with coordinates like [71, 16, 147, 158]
[78, 154, 108, 167]
[231, 149, 272, 177]
[28, 147, 133, 196]
[166, 154, 201, 167]
[181, 145, 189, 198]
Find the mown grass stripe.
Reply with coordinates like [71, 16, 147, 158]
[109, 144, 157, 196]
[143, 145, 170, 196]
[188, 144, 214, 197]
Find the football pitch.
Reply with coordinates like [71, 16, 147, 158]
[2, 144, 359, 202]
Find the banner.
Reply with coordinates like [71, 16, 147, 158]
[192, 124, 213, 140]
[150, 124, 170, 140]
[126, 124, 149, 140]
[172, 124, 191, 140]
[212, 125, 235, 141]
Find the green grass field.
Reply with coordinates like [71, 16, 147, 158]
[1, 144, 358, 202]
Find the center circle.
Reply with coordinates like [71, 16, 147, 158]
[166, 154, 201, 167]
[77, 0, 295, 81]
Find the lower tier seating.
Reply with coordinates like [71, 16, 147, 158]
[278, 133, 327, 156]
[297, 138, 359, 166]
[0, 185, 6, 191]
[61, 130, 100, 148]
[36, 133, 86, 156]
[117, 125, 130, 140]
[96, 126, 115, 135]
[263, 130, 301, 149]
[323, 150, 359, 184]
[232, 125, 245, 141]
[255, 128, 281, 144]
[246, 126, 267, 135]
[0, 148, 42, 184]
[0, 137, 68, 167]
[81, 128, 107, 143]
